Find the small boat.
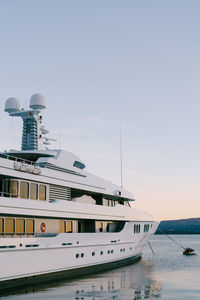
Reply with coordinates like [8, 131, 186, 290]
[183, 248, 197, 255]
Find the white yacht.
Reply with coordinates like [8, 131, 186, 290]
[0, 94, 158, 290]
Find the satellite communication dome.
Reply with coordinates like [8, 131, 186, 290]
[30, 93, 46, 110]
[4, 97, 20, 113]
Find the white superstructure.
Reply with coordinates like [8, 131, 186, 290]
[0, 94, 158, 290]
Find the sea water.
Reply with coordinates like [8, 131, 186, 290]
[1, 235, 200, 300]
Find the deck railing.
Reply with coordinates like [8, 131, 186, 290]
[0, 153, 37, 166]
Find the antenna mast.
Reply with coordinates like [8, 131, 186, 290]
[4, 94, 54, 150]
[120, 119, 123, 188]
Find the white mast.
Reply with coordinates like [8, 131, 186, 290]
[120, 119, 123, 188]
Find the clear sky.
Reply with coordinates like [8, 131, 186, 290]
[0, 0, 200, 221]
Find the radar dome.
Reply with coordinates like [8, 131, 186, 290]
[4, 97, 20, 113]
[30, 93, 46, 110]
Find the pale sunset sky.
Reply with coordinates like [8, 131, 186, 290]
[0, 0, 200, 221]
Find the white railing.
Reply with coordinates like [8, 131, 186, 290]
[0, 153, 37, 166]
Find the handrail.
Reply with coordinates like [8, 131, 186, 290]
[0, 153, 38, 166]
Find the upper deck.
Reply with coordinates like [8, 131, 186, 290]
[0, 149, 134, 203]
[1, 94, 136, 216]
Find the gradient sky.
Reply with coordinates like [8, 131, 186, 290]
[1, 0, 200, 221]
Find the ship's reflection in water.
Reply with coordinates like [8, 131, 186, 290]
[1, 258, 162, 300]
[73, 259, 161, 300]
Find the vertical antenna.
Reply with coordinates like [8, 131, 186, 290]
[58, 127, 61, 149]
[120, 118, 123, 188]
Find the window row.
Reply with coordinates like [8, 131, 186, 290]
[1, 179, 46, 201]
[0, 217, 34, 235]
[103, 198, 129, 207]
[144, 224, 150, 233]
[59, 220, 121, 234]
[76, 249, 115, 258]
[76, 247, 134, 259]
[134, 224, 141, 234]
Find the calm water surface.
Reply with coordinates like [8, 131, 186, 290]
[1, 235, 200, 300]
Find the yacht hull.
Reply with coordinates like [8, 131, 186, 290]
[0, 253, 141, 291]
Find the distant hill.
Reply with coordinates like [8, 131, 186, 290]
[156, 217, 200, 234]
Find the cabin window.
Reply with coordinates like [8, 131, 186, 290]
[4, 180, 18, 197]
[59, 220, 73, 233]
[30, 183, 38, 200]
[0, 180, 2, 196]
[73, 161, 85, 169]
[134, 224, 141, 234]
[20, 181, 29, 199]
[4, 181, 9, 197]
[106, 223, 110, 232]
[66, 221, 72, 233]
[10, 181, 19, 197]
[144, 224, 150, 233]
[0, 218, 3, 235]
[59, 221, 65, 233]
[26, 219, 34, 234]
[5, 218, 15, 234]
[16, 219, 25, 234]
[39, 185, 46, 201]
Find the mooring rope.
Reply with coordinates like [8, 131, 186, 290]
[158, 229, 185, 250]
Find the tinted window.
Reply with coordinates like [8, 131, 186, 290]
[20, 182, 29, 199]
[66, 221, 72, 233]
[16, 219, 25, 234]
[26, 219, 34, 234]
[73, 161, 85, 169]
[5, 218, 15, 234]
[4, 180, 18, 197]
[30, 183, 38, 200]
[39, 185, 46, 201]
[0, 180, 2, 196]
[0, 218, 3, 234]
[59, 221, 65, 233]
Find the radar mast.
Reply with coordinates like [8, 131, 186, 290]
[4, 94, 54, 151]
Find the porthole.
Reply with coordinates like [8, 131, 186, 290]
[100, 251, 103, 255]
[111, 250, 114, 254]
[92, 252, 95, 256]
[76, 254, 79, 258]
[81, 253, 84, 258]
